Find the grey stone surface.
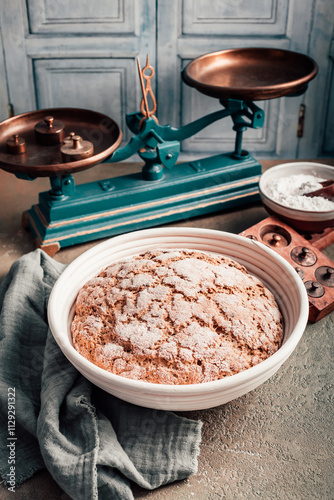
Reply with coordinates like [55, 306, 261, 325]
[131, 312, 333, 500]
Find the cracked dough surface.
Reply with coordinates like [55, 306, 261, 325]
[71, 249, 283, 384]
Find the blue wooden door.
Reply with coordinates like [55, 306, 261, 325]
[157, 0, 334, 160]
[0, 0, 156, 149]
[0, 0, 333, 159]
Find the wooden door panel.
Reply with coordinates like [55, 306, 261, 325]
[182, 0, 289, 36]
[0, 0, 155, 128]
[27, 0, 137, 34]
[297, 0, 334, 158]
[34, 58, 138, 144]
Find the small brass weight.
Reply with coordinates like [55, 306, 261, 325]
[60, 134, 94, 162]
[6, 134, 26, 154]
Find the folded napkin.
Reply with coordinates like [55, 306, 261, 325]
[0, 250, 202, 499]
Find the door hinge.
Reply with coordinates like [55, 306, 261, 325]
[297, 104, 305, 138]
[7, 103, 14, 118]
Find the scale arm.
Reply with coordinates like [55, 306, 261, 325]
[105, 134, 146, 163]
[159, 107, 234, 142]
[105, 100, 263, 164]
[239, 101, 265, 128]
[106, 109, 231, 165]
[105, 113, 163, 163]
[124, 108, 235, 143]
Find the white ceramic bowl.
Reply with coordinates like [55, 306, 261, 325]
[259, 162, 334, 232]
[48, 227, 309, 411]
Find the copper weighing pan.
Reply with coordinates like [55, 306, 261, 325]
[0, 108, 122, 177]
[182, 48, 318, 101]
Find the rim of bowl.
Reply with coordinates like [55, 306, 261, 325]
[48, 227, 309, 396]
[259, 162, 334, 216]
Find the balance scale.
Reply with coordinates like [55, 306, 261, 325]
[0, 48, 319, 256]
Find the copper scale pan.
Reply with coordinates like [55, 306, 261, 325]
[0, 108, 122, 177]
[182, 48, 318, 101]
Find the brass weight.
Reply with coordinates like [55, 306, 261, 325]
[60, 135, 94, 162]
[34, 115, 65, 145]
[6, 134, 26, 154]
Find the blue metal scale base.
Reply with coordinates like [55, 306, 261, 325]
[23, 152, 261, 254]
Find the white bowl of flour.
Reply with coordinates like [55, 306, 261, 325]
[259, 162, 334, 232]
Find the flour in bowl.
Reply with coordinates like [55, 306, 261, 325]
[266, 173, 334, 211]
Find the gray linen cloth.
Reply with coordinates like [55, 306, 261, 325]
[0, 249, 202, 499]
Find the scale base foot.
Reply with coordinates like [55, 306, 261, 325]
[37, 240, 61, 257]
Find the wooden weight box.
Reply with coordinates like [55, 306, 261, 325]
[240, 216, 334, 323]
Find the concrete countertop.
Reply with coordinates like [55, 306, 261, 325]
[0, 160, 333, 499]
